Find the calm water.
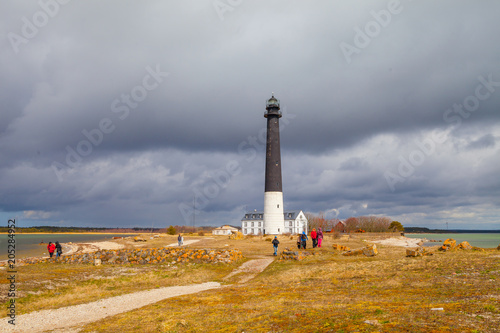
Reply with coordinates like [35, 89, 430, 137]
[0, 233, 136, 260]
[406, 233, 500, 248]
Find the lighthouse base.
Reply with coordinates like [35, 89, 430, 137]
[263, 191, 284, 235]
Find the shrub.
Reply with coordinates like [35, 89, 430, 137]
[166, 225, 176, 235]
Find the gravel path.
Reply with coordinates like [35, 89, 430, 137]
[1, 282, 220, 333]
[0, 257, 274, 333]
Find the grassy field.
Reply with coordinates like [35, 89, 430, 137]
[2, 233, 499, 332]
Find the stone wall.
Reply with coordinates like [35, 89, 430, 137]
[16, 248, 244, 266]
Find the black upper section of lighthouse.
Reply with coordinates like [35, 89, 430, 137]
[264, 94, 283, 192]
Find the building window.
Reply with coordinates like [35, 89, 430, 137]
[251, 222, 254, 227]
[289, 221, 292, 226]
[244, 229, 247, 234]
[244, 222, 247, 227]
[251, 228, 254, 234]
[289, 228, 293, 233]
[288, 213, 292, 218]
[259, 214, 263, 218]
[245, 214, 249, 218]
[252, 214, 256, 218]
[258, 222, 261, 227]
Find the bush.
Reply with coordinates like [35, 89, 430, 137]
[198, 231, 205, 236]
[166, 225, 176, 235]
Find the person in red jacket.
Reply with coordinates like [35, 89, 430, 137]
[47, 242, 56, 258]
[311, 228, 318, 248]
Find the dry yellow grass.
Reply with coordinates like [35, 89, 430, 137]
[2, 233, 499, 332]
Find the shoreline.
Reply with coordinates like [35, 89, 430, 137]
[0, 232, 140, 235]
[0, 238, 128, 264]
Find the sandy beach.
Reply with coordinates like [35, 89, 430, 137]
[63, 241, 125, 256]
[368, 236, 425, 247]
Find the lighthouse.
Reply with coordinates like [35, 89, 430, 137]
[263, 93, 284, 235]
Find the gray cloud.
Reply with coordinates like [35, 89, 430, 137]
[1, 0, 499, 229]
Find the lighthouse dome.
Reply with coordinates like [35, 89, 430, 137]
[266, 94, 280, 109]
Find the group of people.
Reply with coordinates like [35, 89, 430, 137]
[297, 227, 323, 249]
[272, 228, 325, 255]
[47, 241, 63, 258]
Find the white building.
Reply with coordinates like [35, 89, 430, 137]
[241, 210, 308, 235]
[212, 225, 240, 236]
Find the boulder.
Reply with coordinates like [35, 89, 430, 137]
[332, 244, 350, 251]
[363, 244, 378, 257]
[406, 248, 423, 257]
[342, 244, 378, 257]
[342, 248, 364, 256]
[406, 247, 433, 257]
[443, 238, 456, 249]
[458, 241, 472, 250]
[94, 259, 102, 266]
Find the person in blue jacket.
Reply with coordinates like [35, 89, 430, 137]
[272, 236, 280, 256]
[301, 231, 308, 249]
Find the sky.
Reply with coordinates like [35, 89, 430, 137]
[1, 0, 499, 230]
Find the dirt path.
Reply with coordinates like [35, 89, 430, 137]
[223, 257, 275, 284]
[1, 258, 274, 332]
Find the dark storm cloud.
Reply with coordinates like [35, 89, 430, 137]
[1, 0, 499, 229]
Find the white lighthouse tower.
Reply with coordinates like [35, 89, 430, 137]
[263, 94, 285, 235]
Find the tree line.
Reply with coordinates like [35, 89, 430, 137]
[306, 214, 404, 233]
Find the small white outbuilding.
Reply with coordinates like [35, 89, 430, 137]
[212, 225, 240, 236]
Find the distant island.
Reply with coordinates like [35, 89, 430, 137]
[405, 227, 500, 234]
[0, 225, 213, 233]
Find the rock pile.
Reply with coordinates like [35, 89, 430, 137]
[439, 239, 478, 251]
[279, 249, 317, 260]
[16, 248, 243, 266]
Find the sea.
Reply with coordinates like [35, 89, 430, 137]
[406, 233, 500, 248]
[0, 233, 136, 260]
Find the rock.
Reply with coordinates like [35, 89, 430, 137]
[443, 238, 456, 249]
[94, 259, 102, 266]
[406, 247, 432, 257]
[342, 248, 364, 256]
[332, 244, 350, 251]
[363, 244, 378, 257]
[134, 236, 147, 242]
[458, 241, 472, 250]
[406, 248, 422, 257]
[342, 244, 378, 257]
[364, 320, 380, 326]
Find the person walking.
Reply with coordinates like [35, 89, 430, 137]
[300, 231, 308, 249]
[47, 242, 55, 258]
[55, 241, 63, 257]
[311, 228, 318, 248]
[177, 234, 183, 246]
[317, 227, 324, 248]
[272, 236, 280, 256]
[297, 234, 302, 249]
